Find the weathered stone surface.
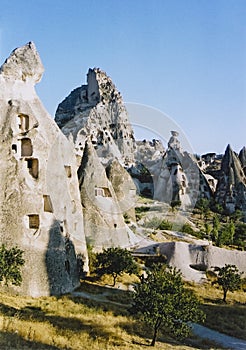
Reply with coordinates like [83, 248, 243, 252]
[0, 42, 44, 84]
[136, 241, 246, 282]
[55, 68, 136, 164]
[143, 132, 209, 209]
[239, 146, 246, 175]
[77, 141, 139, 251]
[106, 159, 136, 221]
[0, 43, 88, 297]
[215, 144, 246, 216]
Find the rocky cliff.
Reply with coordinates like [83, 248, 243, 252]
[0, 42, 88, 296]
[77, 141, 138, 251]
[215, 144, 246, 216]
[55, 68, 136, 165]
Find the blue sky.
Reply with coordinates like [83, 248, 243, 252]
[0, 0, 245, 154]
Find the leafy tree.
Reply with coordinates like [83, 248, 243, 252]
[211, 214, 220, 242]
[234, 222, 246, 250]
[204, 222, 212, 238]
[131, 264, 205, 346]
[0, 244, 25, 286]
[181, 223, 195, 235]
[231, 209, 244, 223]
[215, 222, 235, 247]
[95, 247, 139, 286]
[195, 198, 210, 219]
[212, 264, 242, 302]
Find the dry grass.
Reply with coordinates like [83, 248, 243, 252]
[0, 284, 224, 350]
[186, 281, 246, 340]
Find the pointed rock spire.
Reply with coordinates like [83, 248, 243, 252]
[215, 144, 246, 214]
[239, 146, 246, 169]
[0, 42, 44, 83]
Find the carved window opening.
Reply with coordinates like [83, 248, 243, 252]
[21, 138, 33, 156]
[95, 187, 104, 197]
[26, 158, 39, 178]
[94, 187, 112, 197]
[43, 195, 53, 213]
[64, 165, 72, 178]
[28, 214, 39, 229]
[12, 144, 17, 153]
[18, 114, 29, 132]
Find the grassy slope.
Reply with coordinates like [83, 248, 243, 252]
[0, 278, 245, 350]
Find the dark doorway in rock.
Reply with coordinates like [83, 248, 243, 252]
[26, 158, 39, 178]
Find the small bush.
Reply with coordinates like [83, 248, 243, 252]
[181, 223, 195, 235]
[159, 220, 172, 230]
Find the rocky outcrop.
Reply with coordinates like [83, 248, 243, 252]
[77, 141, 139, 251]
[135, 241, 246, 282]
[106, 159, 136, 221]
[215, 144, 246, 216]
[55, 68, 139, 250]
[0, 42, 88, 297]
[239, 146, 246, 175]
[141, 131, 212, 209]
[55, 68, 136, 165]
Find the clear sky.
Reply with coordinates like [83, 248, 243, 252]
[0, 0, 245, 155]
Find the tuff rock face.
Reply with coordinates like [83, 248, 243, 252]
[55, 68, 139, 251]
[106, 159, 137, 221]
[216, 144, 246, 215]
[239, 146, 246, 175]
[77, 141, 138, 251]
[136, 241, 246, 282]
[55, 68, 136, 165]
[134, 131, 212, 209]
[0, 42, 88, 297]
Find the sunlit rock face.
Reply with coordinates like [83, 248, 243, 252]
[56, 68, 139, 251]
[215, 144, 246, 217]
[136, 131, 211, 210]
[0, 42, 88, 297]
[239, 146, 246, 176]
[55, 68, 136, 165]
[77, 141, 138, 251]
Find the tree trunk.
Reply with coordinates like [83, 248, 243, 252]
[150, 327, 157, 347]
[112, 273, 117, 287]
[150, 320, 160, 347]
[223, 289, 227, 302]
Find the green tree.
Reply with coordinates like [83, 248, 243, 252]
[131, 264, 205, 347]
[212, 264, 242, 302]
[0, 244, 25, 286]
[195, 198, 210, 219]
[95, 247, 139, 286]
[211, 214, 220, 243]
[234, 222, 246, 250]
[204, 222, 212, 238]
[215, 221, 235, 247]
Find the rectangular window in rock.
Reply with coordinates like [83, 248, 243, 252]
[26, 158, 39, 178]
[43, 195, 53, 212]
[12, 144, 17, 153]
[64, 165, 72, 178]
[28, 214, 39, 229]
[18, 114, 29, 131]
[21, 138, 33, 157]
[94, 187, 112, 197]
[103, 187, 112, 197]
[95, 187, 105, 197]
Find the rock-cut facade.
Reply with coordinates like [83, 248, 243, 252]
[0, 42, 88, 296]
